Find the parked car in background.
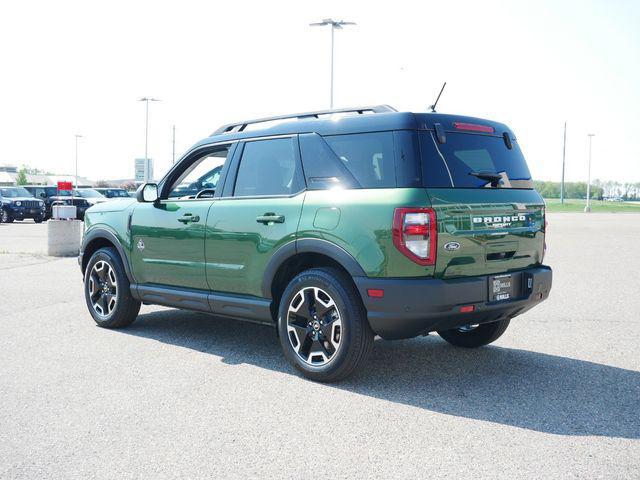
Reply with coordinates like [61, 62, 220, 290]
[0, 187, 46, 223]
[73, 188, 108, 206]
[94, 188, 132, 199]
[24, 186, 91, 220]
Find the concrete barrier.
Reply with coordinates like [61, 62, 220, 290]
[47, 220, 82, 257]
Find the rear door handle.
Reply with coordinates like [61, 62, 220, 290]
[178, 213, 200, 224]
[256, 213, 285, 224]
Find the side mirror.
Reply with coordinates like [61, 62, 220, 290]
[137, 183, 159, 203]
[39, 193, 46, 199]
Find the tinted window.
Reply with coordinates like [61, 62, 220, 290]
[234, 138, 299, 197]
[324, 132, 396, 188]
[168, 147, 230, 198]
[299, 133, 358, 189]
[420, 131, 533, 188]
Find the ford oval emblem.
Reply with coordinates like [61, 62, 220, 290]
[444, 241, 461, 251]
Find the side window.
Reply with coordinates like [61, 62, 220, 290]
[233, 138, 299, 197]
[323, 132, 396, 188]
[168, 146, 231, 199]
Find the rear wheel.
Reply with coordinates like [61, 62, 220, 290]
[437, 318, 511, 348]
[84, 247, 140, 328]
[277, 268, 374, 382]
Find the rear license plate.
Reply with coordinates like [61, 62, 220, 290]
[489, 274, 513, 302]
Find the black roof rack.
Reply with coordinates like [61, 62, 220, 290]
[211, 104, 397, 136]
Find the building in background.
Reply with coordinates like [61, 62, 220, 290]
[0, 166, 94, 187]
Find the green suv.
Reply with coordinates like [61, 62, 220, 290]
[79, 105, 552, 382]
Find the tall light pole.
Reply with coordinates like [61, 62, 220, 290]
[172, 124, 176, 164]
[584, 133, 595, 213]
[74, 134, 83, 190]
[309, 19, 356, 108]
[138, 97, 160, 182]
[560, 122, 567, 205]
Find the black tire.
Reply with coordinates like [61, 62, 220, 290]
[34, 217, 44, 223]
[437, 318, 511, 348]
[1, 209, 13, 223]
[277, 267, 374, 382]
[84, 247, 140, 328]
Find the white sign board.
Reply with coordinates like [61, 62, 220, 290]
[135, 158, 153, 183]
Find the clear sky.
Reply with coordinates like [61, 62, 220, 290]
[1, 0, 638, 183]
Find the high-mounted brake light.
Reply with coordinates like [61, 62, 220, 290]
[392, 207, 437, 266]
[453, 122, 495, 133]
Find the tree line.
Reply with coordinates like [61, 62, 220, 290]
[533, 180, 640, 200]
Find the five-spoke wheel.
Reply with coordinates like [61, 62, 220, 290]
[278, 268, 374, 382]
[286, 287, 342, 366]
[88, 260, 118, 317]
[84, 247, 140, 328]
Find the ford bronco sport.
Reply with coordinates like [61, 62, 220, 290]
[79, 105, 552, 382]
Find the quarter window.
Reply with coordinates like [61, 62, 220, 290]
[323, 132, 396, 188]
[234, 138, 299, 197]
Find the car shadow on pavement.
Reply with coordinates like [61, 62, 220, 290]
[126, 309, 640, 440]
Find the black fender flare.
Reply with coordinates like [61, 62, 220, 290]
[261, 238, 366, 298]
[80, 227, 135, 284]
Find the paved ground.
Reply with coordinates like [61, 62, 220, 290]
[0, 214, 639, 479]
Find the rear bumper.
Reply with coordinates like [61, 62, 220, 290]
[354, 266, 552, 340]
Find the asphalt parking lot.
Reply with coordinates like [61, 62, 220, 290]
[1, 214, 639, 479]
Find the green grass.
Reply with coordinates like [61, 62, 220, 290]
[544, 198, 640, 213]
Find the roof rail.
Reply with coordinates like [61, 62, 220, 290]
[211, 104, 397, 136]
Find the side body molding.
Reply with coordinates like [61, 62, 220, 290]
[261, 238, 366, 298]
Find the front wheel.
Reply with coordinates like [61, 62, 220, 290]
[437, 318, 511, 348]
[278, 268, 374, 382]
[84, 247, 140, 328]
[1, 209, 13, 223]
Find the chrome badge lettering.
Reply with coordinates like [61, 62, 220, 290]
[472, 214, 526, 228]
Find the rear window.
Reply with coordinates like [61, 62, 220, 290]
[420, 131, 533, 188]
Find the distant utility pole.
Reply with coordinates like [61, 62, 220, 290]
[560, 122, 567, 205]
[585, 133, 595, 213]
[74, 134, 83, 190]
[138, 97, 161, 182]
[172, 125, 176, 164]
[309, 18, 356, 109]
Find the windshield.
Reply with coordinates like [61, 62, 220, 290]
[75, 189, 104, 198]
[420, 132, 533, 188]
[0, 187, 32, 198]
[108, 189, 130, 197]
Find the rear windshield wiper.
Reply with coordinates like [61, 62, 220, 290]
[468, 171, 503, 187]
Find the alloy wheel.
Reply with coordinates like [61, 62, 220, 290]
[88, 260, 117, 317]
[286, 287, 343, 366]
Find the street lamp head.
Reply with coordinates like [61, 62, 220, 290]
[310, 18, 356, 28]
[587, 133, 595, 137]
[138, 97, 161, 102]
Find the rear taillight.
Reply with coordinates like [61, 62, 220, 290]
[392, 207, 437, 266]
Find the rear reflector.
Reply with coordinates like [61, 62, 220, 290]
[367, 289, 384, 298]
[453, 122, 495, 133]
[459, 305, 475, 313]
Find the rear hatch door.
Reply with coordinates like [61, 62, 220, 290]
[418, 119, 545, 278]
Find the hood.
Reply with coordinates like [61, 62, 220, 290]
[86, 197, 136, 213]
